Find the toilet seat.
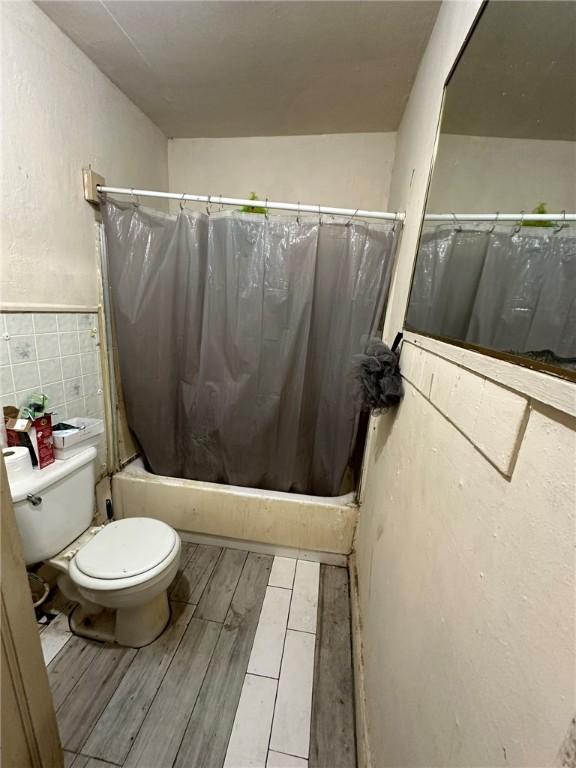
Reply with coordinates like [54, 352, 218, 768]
[69, 517, 180, 592]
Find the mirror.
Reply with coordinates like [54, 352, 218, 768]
[406, 0, 576, 377]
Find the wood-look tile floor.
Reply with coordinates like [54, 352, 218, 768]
[46, 543, 356, 768]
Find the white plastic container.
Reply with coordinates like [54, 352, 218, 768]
[52, 417, 104, 460]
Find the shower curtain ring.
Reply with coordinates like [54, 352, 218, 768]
[513, 211, 525, 236]
[554, 210, 567, 234]
[131, 188, 139, 207]
[179, 193, 186, 211]
[345, 209, 359, 227]
[265, 198, 269, 220]
[318, 203, 322, 226]
[451, 212, 461, 232]
[296, 201, 301, 225]
[489, 211, 499, 233]
[206, 195, 212, 216]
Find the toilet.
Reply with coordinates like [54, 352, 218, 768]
[3, 445, 181, 648]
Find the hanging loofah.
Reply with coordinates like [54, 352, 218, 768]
[354, 336, 404, 413]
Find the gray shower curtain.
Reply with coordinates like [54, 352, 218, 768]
[407, 225, 576, 359]
[102, 199, 397, 495]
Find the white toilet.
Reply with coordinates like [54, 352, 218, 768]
[3, 445, 181, 648]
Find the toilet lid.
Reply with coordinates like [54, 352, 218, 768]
[74, 518, 177, 580]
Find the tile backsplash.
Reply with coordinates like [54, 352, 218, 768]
[1, 312, 105, 424]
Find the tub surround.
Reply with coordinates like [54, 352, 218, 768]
[113, 459, 358, 558]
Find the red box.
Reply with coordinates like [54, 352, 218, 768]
[32, 414, 55, 469]
[5, 412, 55, 469]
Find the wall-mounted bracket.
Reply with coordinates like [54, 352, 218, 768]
[83, 167, 106, 204]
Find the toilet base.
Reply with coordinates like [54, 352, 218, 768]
[69, 591, 171, 648]
[70, 605, 116, 643]
[115, 591, 171, 648]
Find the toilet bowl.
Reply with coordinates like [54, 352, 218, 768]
[53, 517, 181, 647]
[4, 445, 181, 648]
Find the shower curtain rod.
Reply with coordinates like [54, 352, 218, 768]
[96, 185, 405, 222]
[424, 212, 576, 222]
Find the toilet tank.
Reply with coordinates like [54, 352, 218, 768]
[7, 446, 97, 565]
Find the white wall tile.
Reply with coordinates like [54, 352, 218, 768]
[269, 557, 297, 589]
[9, 335, 36, 362]
[13, 361, 40, 391]
[288, 561, 319, 634]
[79, 330, 98, 353]
[269, 630, 316, 759]
[248, 586, 291, 678]
[57, 314, 78, 332]
[78, 313, 94, 331]
[59, 332, 80, 356]
[81, 352, 98, 375]
[267, 751, 308, 768]
[83, 372, 100, 395]
[36, 333, 60, 360]
[65, 397, 86, 418]
[39, 357, 63, 385]
[6, 314, 33, 335]
[1, 314, 103, 464]
[224, 674, 277, 768]
[62, 355, 82, 380]
[42, 381, 65, 408]
[33, 313, 57, 333]
[0, 338, 10, 366]
[64, 377, 83, 401]
[0, 366, 14, 396]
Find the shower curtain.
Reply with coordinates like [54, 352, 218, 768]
[102, 199, 398, 495]
[407, 225, 576, 360]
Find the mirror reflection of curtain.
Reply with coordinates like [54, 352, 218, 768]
[102, 199, 398, 496]
[407, 226, 576, 361]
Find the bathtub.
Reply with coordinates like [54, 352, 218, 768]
[112, 458, 359, 561]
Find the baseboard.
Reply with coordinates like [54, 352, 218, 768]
[178, 529, 347, 566]
[349, 552, 373, 768]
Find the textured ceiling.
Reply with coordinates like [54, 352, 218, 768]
[443, 0, 576, 141]
[36, 0, 440, 138]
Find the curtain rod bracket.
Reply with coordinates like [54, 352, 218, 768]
[83, 167, 106, 205]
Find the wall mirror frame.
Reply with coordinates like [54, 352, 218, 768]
[405, 0, 576, 384]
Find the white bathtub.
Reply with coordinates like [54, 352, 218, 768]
[112, 459, 359, 559]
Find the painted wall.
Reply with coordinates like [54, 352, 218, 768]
[168, 133, 396, 212]
[356, 2, 576, 767]
[428, 134, 576, 213]
[0, 1, 169, 310]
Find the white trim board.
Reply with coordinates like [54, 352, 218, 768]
[404, 332, 576, 418]
[0, 303, 100, 313]
[177, 530, 347, 567]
